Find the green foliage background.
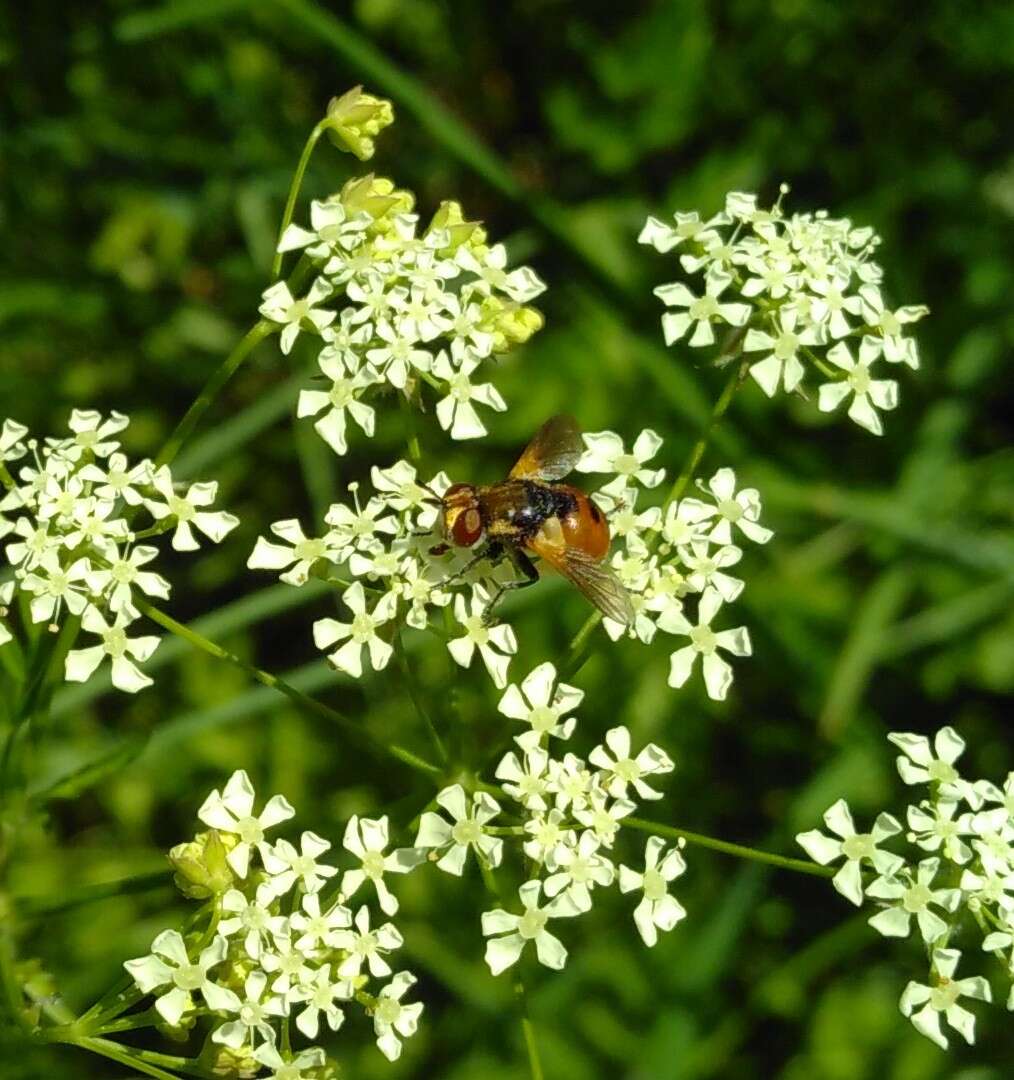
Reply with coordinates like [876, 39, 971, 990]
[2, 1, 1014, 1077]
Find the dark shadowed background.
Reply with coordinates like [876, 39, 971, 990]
[2, 1, 1014, 1077]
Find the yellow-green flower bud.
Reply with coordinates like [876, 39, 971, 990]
[325, 86, 395, 161]
[340, 174, 414, 229]
[204, 1044, 259, 1078]
[168, 829, 234, 899]
[426, 200, 486, 253]
[499, 304, 545, 347]
[157, 1010, 196, 1043]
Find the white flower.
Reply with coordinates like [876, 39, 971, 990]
[447, 586, 517, 688]
[196, 769, 295, 878]
[795, 798, 904, 906]
[547, 753, 596, 813]
[899, 948, 991, 1049]
[497, 661, 583, 751]
[433, 345, 507, 440]
[260, 935, 317, 1001]
[373, 971, 424, 1062]
[679, 540, 744, 602]
[367, 318, 434, 389]
[218, 883, 288, 960]
[55, 409, 130, 461]
[858, 284, 928, 368]
[259, 277, 336, 354]
[618, 837, 688, 947]
[253, 1044, 326, 1080]
[682, 467, 773, 546]
[78, 452, 153, 504]
[1, 418, 29, 461]
[573, 785, 636, 847]
[247, 519, 342, 586]
[544, 831, 615, 912]
[495, 747, 551, 811]
[638, 210, 726, 253]
[20, 552, 93, 624]
[88, 543, 170, 613]
[589, 726, 674, 801]
[967, 808, 1014, 877]
[277, 196, 370, 260]
[866, 858, 961, 942]
[523, 808, 576, 865]
[657, 499, 710, 548]
[415, 784, 502, 875]
[340, 814, 420, 916]
[146, 466, 238, 552]
[123, 931, 234, 1026]
[906, 800, 973, 864]
[289, 964, 349, 1040]
[654, 271, 750, 348]
[330, 905, 403, 980]
[263, 830, 338, 895]
[313, 582, 397, 677]
[297, 349, 378, 456]
[481, 880, 580, 975]
[818, 337, 899, 435]
[660, 587, 752, 701]
[288, 892, 353, 954]
[64, 608, 160, 694]
[0, 581, 14, 647]
[455, 242, 546, 303]
[576, 429, 665, 489]
[744, 309, 823, 397]
[887, 727, 969, 801]
[212, 970, 286, 1049]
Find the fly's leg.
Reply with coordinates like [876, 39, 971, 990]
[438, 541, 504, 591]
[482, 547, 540, 626]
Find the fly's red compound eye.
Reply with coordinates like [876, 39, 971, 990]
[451, 507, 483, 547]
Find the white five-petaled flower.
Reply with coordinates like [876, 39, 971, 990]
[415, 784, 503, 875]
[638, 210, 727, 253]
[313, 581, 397, 677]
[573, 785, 636, 847]
[277, 196, 370, 261]
[247, 519, 341, 586]
[289, 963, 349, 1040]
[795, 798, 904, 906]
[372, 971, 424, 1062]
[577, 429, 666, 489]
[618, 836, 688, 947]
[263, 830, 338, 895]
[253, 1044, 327, 1080]
[866, 857, 961, 943]
[818, 336, 899, 435]
[329, 905, 404, 980]
[544, 830, 615, 913]
[682, 467, 773, 546]
[495, 748, 551, 811]
[211, 970, 286, 1049]
[589, 725, 674, 801]
[123, 931, 233, 1026]
[196, 769, 295, 878]
[88, 543, 170, 613]
[887, 727, 971, 802]
[899, 948, 991, 1049]
[859, 284, 928, 368]
[340, 814, 420, 916]
[481, 879, 580, 975]
[433, 344, 507, 440]
[218, 883, 288, 960]
[497, 661, 583, 751]
[744, 309, 823, 397]
[54, 409, 130, 461]
[146, 466, 238, 552]
[297, 349, 378, 456]
[288, 891, 353, 954]
[448, 586, 518, 688]
[659, 587, 752, 701]
[654, 271, 751, 348]
[906, 799, 973, 864]
[259, 277, 336, 354]
[64, 607, 160, 694]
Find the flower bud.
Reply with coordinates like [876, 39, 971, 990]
[325, 86, 395, 161]
[339, 174, 414, 228]
[426, 201, 486, 253]
[205, 1044, 259, 1079]
[168, 829, 234, 899]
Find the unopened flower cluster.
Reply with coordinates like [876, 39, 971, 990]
[259, 130, 546, 453]
[576, 429, 768, 700]
[0, 412, 237, 693]
[797, 726, 1014, 1050]
[124, 770, 424, 1074]
[412, 660, 688, 971]
[641, 187, 928, 435]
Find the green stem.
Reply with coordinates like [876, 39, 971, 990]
[624, 817, 834, 878]
[154, 319, 275, 469]
[93, 1007, 162, 1034]
[45, 1034, 198, 1080]
[271, 118, 331, 281]
[133, 597, 442, 780]
[0, 921, 30, 1034]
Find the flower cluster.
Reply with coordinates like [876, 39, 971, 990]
[126, 770, 425, 1073]
[0, 412, 237, 692]
[259, 172, 546, 455]
[248, 459, 526, 688]
[410, 661, 687, 972]
[796, 727, 1013, 1050]
[641, 187, 928, 435]
[577, 430, 768, 700]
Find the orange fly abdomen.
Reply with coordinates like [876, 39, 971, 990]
[559, 489, 610, 560]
